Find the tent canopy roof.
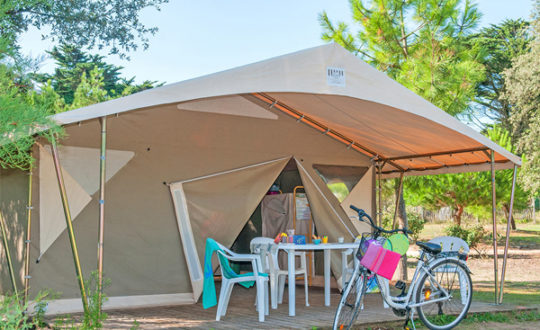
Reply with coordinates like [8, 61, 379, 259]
[52, 43, 520, 176]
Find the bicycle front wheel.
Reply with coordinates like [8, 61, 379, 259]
[333, 264, 366, 330]
[415, 258, 473, 330]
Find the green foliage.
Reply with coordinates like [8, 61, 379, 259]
[37, 44, 125, 104]
[469, 19, 531, 130]
[82, 270, 111, 329]
[407, 213, 426, 242]
[0, 52, 62, 170]
[327, 182, 349, 202]
[405, 126, 529, 225]
[444, 224, 486, 249]
[320, 0, 485, 116]
[53, 315, 78, 329]
[0, 0, 169, 58]
[131, 320, 141, 330]
[0, 290, 56, 329]
[70, 68, 110, 111]
[36, 45, 162, 105]
[502, 3, 540, 196]
[35, 44, 163, 106]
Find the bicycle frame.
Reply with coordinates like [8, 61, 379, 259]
[365, 250, 452, 311]
[346, 206, 471, 323]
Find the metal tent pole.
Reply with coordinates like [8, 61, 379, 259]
[377, 162, 383, 227]
[498, 165, 517, 304]
[50, 137, 89, 313]
[0, 210, 18, 295]
[392, 172, 404, 230]
[23, 162, 34, 305]
[97, 117, 107, 315]
[490, 150, 499, 304]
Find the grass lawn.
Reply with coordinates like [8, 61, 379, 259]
[474, 281, 540, 305]
[414, 310, 540, 330]
[518, 223, 540, 232]
[417, 222, 540, 249]
[417, 223, 447, 240]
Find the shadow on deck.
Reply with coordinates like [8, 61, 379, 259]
[89, 284, 523, 329]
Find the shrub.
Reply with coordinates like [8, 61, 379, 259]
[445, 224, 486, 249]
[380, 212, 425, 242]
[407, 213, 426, 242]
[82, 270, 110, 329]
[0, 290, 55, 329]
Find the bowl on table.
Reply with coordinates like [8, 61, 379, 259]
[313, 239, 321, 245]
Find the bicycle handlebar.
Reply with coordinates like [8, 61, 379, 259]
[349, 205, 412, 236]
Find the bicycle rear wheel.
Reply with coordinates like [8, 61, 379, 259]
[415, 258, 472, 330]
[333, 264, 366, 330]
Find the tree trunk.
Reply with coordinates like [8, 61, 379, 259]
[532, 197, 536, 224]
[454, 205, 463, 226]
[395, 182, 408, 281]
[503, 204, 516, 230]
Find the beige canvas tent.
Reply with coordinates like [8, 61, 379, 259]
[0, 43, 520, 313]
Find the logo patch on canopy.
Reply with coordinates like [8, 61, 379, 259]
[326, 67, 346, 87]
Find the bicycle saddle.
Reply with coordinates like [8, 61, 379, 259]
[416, 241, 442, 255]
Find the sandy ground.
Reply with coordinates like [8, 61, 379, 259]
[405, 244, 540, 284]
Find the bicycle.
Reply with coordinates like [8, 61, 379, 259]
[333, 205, 473, 330]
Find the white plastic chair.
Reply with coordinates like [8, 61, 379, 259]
[250, 237, 309, 309]
[429, 236, 470, 254]
[214, 241, 269, 322]
[428, 236, 470, 304]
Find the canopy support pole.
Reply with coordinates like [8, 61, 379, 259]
[392, 172, 404, 230]
[0, 210, 18, 295]
[97, 117, 107, 316]
[490, 150, 499, 304]
[51, 136, 89, 313]
[23, 161, 34, 305]
[377, 161, 383, 227]
[498, 164, 517, 304]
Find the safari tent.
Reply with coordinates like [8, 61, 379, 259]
[0, 43, 520, 314]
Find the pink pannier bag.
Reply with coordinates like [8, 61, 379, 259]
[360, 241, 401, 280]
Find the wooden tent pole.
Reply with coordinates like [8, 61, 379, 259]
[392, 172, 404, 230]
[23, 161, 34, 305]
[97, 117, 107, 316]
[490, 150, 499, 304]
[0, 210, 18, 295]
[498, 165, 517, 304]
[50, 137, 89, 313]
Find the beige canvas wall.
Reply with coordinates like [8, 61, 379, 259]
[28, 94, 372, 302]
[0, 167, 29, 293]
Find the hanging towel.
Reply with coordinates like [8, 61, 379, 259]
[202, 238, 263, 309]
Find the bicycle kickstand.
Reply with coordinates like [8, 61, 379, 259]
[403, 308, 417, 330]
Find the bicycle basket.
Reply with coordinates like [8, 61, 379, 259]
[357, 232, 387, 258]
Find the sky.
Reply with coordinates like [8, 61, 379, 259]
[19, 0, 534, 84]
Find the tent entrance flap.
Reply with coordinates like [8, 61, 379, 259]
[169, 157, 289, 302]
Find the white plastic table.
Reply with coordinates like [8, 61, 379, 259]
[277, 242, 359, 316]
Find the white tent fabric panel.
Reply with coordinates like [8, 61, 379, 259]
[39, 145, 92, 255]
[295, 159, 367, 289]
[341, 165, 374, 234]
[169, 185, 204, 302]
[43, 145, 135, 196]
[38, 145, 134, 255]
[177, 95, 278, 120]
[170, 157, 289, 302]
[51, 43, 520, 172]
